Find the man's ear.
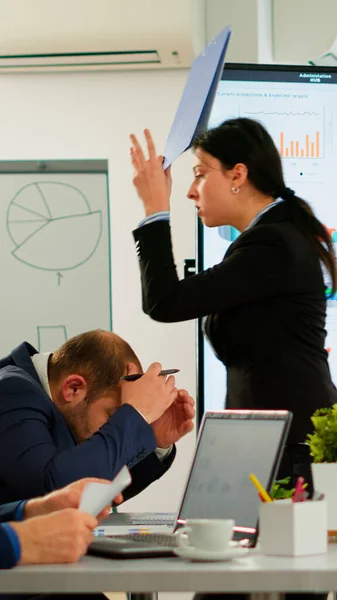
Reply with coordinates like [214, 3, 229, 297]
[61, 374, 88, 405]
[125, 362, 141, 376]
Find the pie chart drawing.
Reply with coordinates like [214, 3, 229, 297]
[7, 181, 103, 271]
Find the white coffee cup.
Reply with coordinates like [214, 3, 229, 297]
[175, 519, 235, 552]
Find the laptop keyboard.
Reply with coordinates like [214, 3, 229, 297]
[107, 534, 248, 549]
[130, 515, 175, 526]
[107, 533, 179, 547]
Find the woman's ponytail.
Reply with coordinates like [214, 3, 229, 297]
[279, 188, 337, 296]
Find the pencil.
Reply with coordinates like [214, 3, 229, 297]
[249, 473, 273, 503]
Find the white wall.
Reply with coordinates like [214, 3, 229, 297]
[0, 69, 197, 512]
[273, 0, 337, 64]
[205, 0, 273, 63]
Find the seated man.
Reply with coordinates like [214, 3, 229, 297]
[0, 330, 195, 503]
[0, 477, 120, 568]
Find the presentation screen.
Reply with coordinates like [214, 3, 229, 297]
[198, 63, 337, 417]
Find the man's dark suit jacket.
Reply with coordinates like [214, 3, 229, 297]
[0, 502, 22, 569]
[133, 202, 337, 444]
[0, 343, 175, 504]
[0, 503, 22, 522]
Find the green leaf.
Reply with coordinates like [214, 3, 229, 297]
[270, 477, 295, 500]
[275, 476, 291, 486]
[307, 403, 337, 463]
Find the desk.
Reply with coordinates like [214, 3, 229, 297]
[1, 546, 337, 600]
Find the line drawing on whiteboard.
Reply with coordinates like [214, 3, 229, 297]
[7, 182, 102, 271]
[37, 325, 68, 352]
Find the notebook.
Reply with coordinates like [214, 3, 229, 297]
[89, 409, 292, 558]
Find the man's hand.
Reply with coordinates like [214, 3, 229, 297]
[121, 362, 178, 424]
[151, 389, 195, 448]
[24, 478, 123, 520]
[11, 509, 97, 565]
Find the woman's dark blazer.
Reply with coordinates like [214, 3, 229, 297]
[133, 202, 337, 443]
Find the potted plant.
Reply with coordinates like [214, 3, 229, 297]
[307, 404, 337, 530]
[271, 477, 295, 500]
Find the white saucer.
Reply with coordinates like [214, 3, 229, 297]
[173, 544, 249, 562]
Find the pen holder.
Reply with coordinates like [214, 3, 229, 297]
[259, 499, 327, 556]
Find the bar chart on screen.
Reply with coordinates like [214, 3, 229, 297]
[279, 130, 321, 158]
[243, 109, 325, 160]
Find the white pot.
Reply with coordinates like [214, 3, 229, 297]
[259, 499, 327, 556]
[311, 462, 337, 530]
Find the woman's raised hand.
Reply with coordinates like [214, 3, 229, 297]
[130, 129, 172, 216]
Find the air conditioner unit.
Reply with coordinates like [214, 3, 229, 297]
[0, 0, 208, 71]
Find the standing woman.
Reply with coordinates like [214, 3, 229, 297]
[130, 118, 337, 495]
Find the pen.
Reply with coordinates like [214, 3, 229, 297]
[249, 473, 272, 503]
[120, 369, 180, 381]
[292, 476, 305, 503]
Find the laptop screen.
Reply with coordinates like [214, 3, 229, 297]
[177, 412, 290, 535]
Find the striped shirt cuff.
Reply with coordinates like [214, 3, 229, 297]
[139, 211, 170, 228]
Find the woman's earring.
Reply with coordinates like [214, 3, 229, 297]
[231, 186, 240, 194]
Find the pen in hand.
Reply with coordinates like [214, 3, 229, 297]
[120, 369, 180, 382]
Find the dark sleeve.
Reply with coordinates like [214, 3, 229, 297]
[0, 375, 172, 499]
[0, 525, 19, 569]
[123, 444, 176, 501]
[0, 502, 24, 523]
[133, 220, 293, 322]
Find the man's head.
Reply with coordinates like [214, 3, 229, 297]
[47, 330, 142, 442]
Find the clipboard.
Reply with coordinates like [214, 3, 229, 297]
[162, 25, 231, 170]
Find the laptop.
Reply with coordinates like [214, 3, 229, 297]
[89, 409, 292, 558]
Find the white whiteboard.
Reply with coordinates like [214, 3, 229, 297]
[0, 160, 111, 352]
